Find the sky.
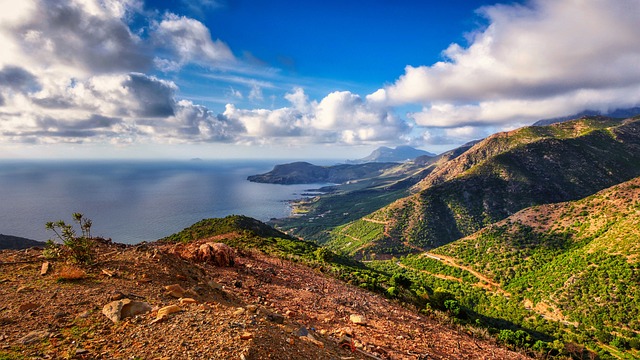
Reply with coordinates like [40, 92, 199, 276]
[1, 0, 640, 160]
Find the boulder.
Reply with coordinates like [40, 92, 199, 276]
[102, 299, 152, 323]
[197, 242, 235, 266]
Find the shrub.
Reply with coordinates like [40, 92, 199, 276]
[45, 213, 96, 265]
[390, 273, 412, 288]
[443, 299, 461, 316]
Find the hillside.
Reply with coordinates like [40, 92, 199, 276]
[0, 234, 44, 250]
[426, 176, 640, 358]
[533, 107, 640, 126]
[348, 146, 435, 164]
[247, 161, 398, 185]
[274, 141, 477, 243]
[327, 116, 640, 258]
[0, 216, 528, 360]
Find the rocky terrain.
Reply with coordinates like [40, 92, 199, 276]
[0, 234, 530, 359]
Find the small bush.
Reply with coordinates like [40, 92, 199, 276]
[45, 213, 96, 265]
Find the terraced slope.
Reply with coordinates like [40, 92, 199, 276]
[429, 176, 640, 357]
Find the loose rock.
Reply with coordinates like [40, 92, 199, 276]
[349, 314, 367, 325]
[164, 284, 186, 298]
[266, 312, 284, 324]
[102, 299, 152, 323]
[40, 262, 50, 275]
[18, 330, 50, 345]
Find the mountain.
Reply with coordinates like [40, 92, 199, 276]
[429, 176, 640, 357]
[0, 234, 44, 250]
[325, 116, 640, 258]
[348, 146, 436, 164]
[533, 107, 640, 126]
[0, 215, 527, 360]
[247, 161, 398, 185]
[271, 141, 478, 243]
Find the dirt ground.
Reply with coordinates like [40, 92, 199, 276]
[0, 239, 531, 359]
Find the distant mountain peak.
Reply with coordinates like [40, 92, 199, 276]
[348, 146, 435, 164]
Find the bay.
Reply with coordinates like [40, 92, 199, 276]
[0, 160, 330, 244]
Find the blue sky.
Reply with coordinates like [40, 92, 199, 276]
[1, 0, 640, 159]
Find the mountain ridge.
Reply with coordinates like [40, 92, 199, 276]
[324, 116, 640, 258]
[347, 146, 435, 164]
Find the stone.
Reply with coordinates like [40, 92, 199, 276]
[245, 305, 257, 313]
[233, 307, 245, 316]
[349, 314, 367, 325]
[179, 298, 198, 305]
[207, 280, 223, 290]
[18, 302, 39, 312]
[296, 326, 309, 337]
[16, 286, 32, 293]
[76, 310, 90, 319]
[165, 284, 186, 298]
[240, 332, 253, 340]
[40, 262, 50, 275]
[18, 330, 50, 345]
[300, 335, 324, 348]
[197, 242, 235, 266]
[110, 291, 126, 301]
[267, 312, 284, 324]
[102, 299, 152, 323]
[156, 304, 182, 320]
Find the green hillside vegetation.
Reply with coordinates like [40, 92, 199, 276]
[325, 219, 386, 257]
[247, 161, 398, 184]
[426, 177, 640, 358]
[274, 141, 476, 243]
[343, 116, 640, 258]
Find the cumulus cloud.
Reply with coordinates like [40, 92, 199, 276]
[375, 0, 640, 128]
[0, 0, 152, 76]
[152, 13, 235, 71]
[223, 87, 411, 145]
[0, 0, 246, 145]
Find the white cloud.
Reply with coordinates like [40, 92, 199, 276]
[222, 88, 411, 145]
[152, 13, 235, 70]
[377, 0, 640, 127]
[248, 84, 264, 102]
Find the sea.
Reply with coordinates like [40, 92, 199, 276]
[0, 160, 332, 244]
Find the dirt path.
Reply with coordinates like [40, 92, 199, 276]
[361, 218, 426, 254]
[422, 252, 506, 293]
[361, 218, 388, 225]
[397, 262, 463, 283]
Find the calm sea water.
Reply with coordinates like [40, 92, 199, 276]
[0, 160, 330, 244]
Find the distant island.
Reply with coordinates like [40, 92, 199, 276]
[0, 234, 45, 250]
[247, 161, 398, 185]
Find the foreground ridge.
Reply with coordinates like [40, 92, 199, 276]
[0, 224, 528, 359]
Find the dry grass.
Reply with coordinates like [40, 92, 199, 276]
[56, 264, 86, 281]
